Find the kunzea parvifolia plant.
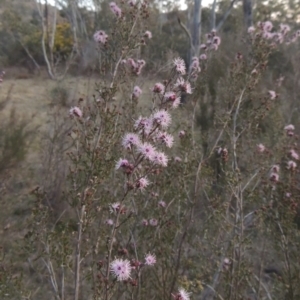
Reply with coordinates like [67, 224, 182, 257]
[25, 3, 300, 300]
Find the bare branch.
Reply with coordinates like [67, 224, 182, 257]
[216, 0, 238, 32]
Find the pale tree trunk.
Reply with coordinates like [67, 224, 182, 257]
[211, 0, 217, 30]
[243, 0, 253, 28]
[35, 0, 56, 79]
[192, 0, 202, 57]
[35, 0, 78, 80]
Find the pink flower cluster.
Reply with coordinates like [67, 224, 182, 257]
[110, 253, 156, 281]
[287, 148, 298, 171]
[200, 29, 222, 51]
[115, 106, 175, 193]
[190, 57, 201, 80]
[248, 21, 300, 45]
[124, 58, 146, 75]
[269, 164, 280, 183]
[109, 2, 122, 18]
[93, 30, 108, 44]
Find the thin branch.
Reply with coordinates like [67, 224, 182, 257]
[74, 204, 86, 300]
[177, 16, 195, 55]
[216, 0, 238, 31]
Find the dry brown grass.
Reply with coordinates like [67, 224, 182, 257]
[0, 72, 158, 223]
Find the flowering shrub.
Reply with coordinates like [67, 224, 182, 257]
[16, 2, 300, 300]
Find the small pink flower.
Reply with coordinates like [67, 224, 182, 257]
[273, 33, 284, 43]
[164, 92, 177, 102]
[257, 21, 263, 29]
[200, 43, 207, 50]
[142, 219, 148, 226]
[174, 156, 182, 162]
[127, 58, 146, 75]
[137, 59, 146, 66]
[284, 124, 295, 137]
[268, 90, 277, 99]
[263, 31, 274, 39]
[122, 133, 141, 150]
[284, 124, 295, 131]
[172, 97, 181, 109]
[144, 31, 152, 39]
[69, 106, 82, 118]
[115, 158, 129, 170]
[132, 86, 142, 99]
[269, 172, 279, 183]
[248, 26, 255, 34]
[110, 202, 121, 213]
[109, 2, 122, 18]
[179, 130, 185, 138]
[152, 83, 165, 94]
[134, 116, 153, 135]
[153, 151, 168, 167]
[213, 36, 221, 46]
[138, 143, 156, 160]
[175, 78, 192, 94]
[156, 131, 174, 148]
[173, 58, 186, 75]
[110, 258, 131, 281]
[199, 54, 207, 60]
[145, 253, 156, 266]
[149, 218, 158, 226]
[280, 24, 291, 35]
[153, 110, 171, 128]
[251, 68, 258, 75]
[93, 30, 108, 44]
[127, 58, 136, 68]
[105, 219, 114, 226]
[223, 258, 231, 270]
[210, 43, 219, 51]
[286, 192, 292, 198]
[289, 149, 299, 160]
[263, 21, 273, 32]
[135, 60, 146, 75]
[128, 0, 136, 6]
[257, 143, 266, 153]
[158, 200, 166, 208]
[136, 177, 150, 190]
[272, 164, 280, 173]
[190, 57, 200, 72]
[287, 160, 297, 170]
[172, 288, 191, 300]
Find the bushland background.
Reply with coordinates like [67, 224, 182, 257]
[1, 0, 300, 299]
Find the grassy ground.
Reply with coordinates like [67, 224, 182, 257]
[0, 71, 157, 235]
[0, 74, 103, 246]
